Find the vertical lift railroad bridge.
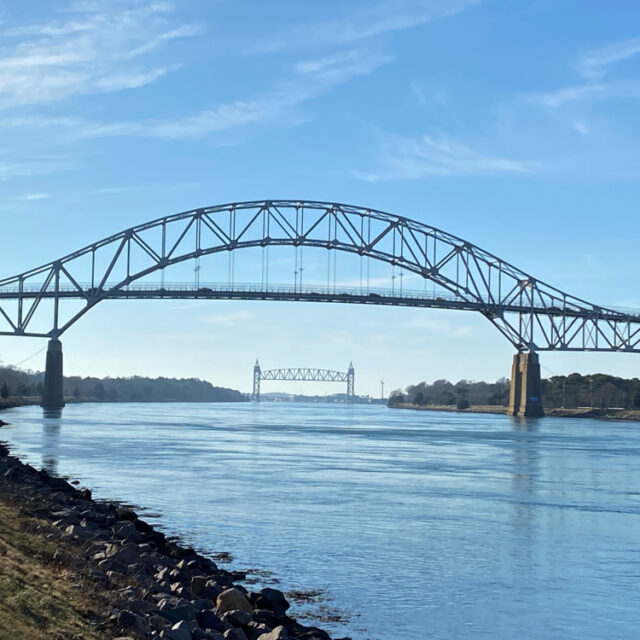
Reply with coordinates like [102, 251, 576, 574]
[251, 360, 355, 402]
[0, 200, 638, 417]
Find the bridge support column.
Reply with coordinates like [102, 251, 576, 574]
[252, 359, 261, 402]
[347, 361, 355, 403]
[41, 338, 65, 411]
[507, 352, 544, 417]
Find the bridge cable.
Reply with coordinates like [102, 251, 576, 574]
[299, 243, 303, 290]
[10, 346, 46, 368]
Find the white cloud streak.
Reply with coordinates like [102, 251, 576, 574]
[530, 37, 640, 109]
[250, 0, 482, 53]
[357, 132, 532, 181]
[0, 1, 200, 109]
[202, 311, 254, 326]
[1, 48, 393, 140]
[578, 37, 640, 80]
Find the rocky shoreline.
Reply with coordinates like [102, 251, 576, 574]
[0, 441, 349, 640]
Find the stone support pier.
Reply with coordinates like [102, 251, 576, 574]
[41, 338, 65, 410]
[507, 352, 544, 417]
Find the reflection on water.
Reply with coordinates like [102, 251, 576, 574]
[510, 416, 539, 526]
[1, 402, 640, 640]
[41, 419, 61, 475]
[42, 408, 63, 419]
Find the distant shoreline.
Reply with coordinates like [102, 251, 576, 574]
[390, 403, 640, 422]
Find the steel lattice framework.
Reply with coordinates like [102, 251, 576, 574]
[260, 368, 351, 382]
[1, 199, 639, 352]
[252, 361, 355, 401]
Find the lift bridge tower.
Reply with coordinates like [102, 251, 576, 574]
[252, 360, 355, 402]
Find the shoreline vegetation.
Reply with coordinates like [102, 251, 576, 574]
[389, 403, 640, 421]
[388, 372, 640, 422]
[0, 366, 247, 405]
[0, 440, 345, 640]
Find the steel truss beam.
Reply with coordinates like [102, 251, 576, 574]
[260, 368, 350, 382]
[0, 199, 638, 353]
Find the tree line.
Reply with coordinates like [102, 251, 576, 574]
[389, 372, 640, 410]
[0, 366, 246, 403]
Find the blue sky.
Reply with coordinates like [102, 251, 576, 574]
[1, 0, 640, 396]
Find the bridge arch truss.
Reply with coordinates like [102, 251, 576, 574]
[0, 200, 639, 353]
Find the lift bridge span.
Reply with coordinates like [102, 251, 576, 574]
[252, 361, 355, 402]
[1, 199, 638, 417]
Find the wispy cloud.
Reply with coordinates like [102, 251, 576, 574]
[16, 192, 51, 201]
[531, 81, 640, 109]
[357, 132, 532, 181]
[529, 37, 640, 109]
[250, 0, 482, 54]
[578, 37, 640, 80]
[0, 156, 71, 181]
[202, 311, 254, 326]
[1, 48, 392, 140]
[0, 1, 200, 109]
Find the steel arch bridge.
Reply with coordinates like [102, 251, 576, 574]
[1, 199, 638, 416]
[1, 199, 638, 353]
[252, 360, 355, 402]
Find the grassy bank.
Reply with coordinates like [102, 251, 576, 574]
[0, 441, 342, 640]
[391, 403, 640, 421]
[0, 473, 111, 639]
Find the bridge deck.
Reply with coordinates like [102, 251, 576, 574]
[1, 282, 637, 322]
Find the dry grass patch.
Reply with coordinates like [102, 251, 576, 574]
[0, 499, 111, 640]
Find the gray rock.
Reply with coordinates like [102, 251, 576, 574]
[113, 521, 142, 541]
[193, 631, 225, 640]
[157, 566, 172, 581]
[99, 558, 128, 574]
[245, 622, 271, 640]
[129, 599, 157, 615]
[196, 609, 224, 632]
[255, 626, 288, 640]
[191, 575, 208, 596]
[254, 589, 289, 619]
[224, 629, 248, 640]
[116, 507, 138, 521]
[64, 524, 85, 538]
[221, 609, 253, 627]
[252, 610, 280, 629]
[202, 583, 224, 601]
[115, 542, 142, 565]
[158, 602, 196, 624]
[118, 610, 150, 636]
[191, 598, 214, 612]
[216, 588, 253, 614]
[149, 614, 167, 632]
[160, 627, 192, 640]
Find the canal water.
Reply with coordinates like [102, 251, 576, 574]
[1, 403, 639, 640]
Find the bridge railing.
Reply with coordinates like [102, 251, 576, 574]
[0, 280, 467, 302]
[3, 280, 637, 319]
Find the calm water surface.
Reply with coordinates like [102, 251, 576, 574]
[1, 402, 639, 639]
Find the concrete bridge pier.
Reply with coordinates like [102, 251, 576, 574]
[41, 338, 65, 412]
[507, 352, 544, 417]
